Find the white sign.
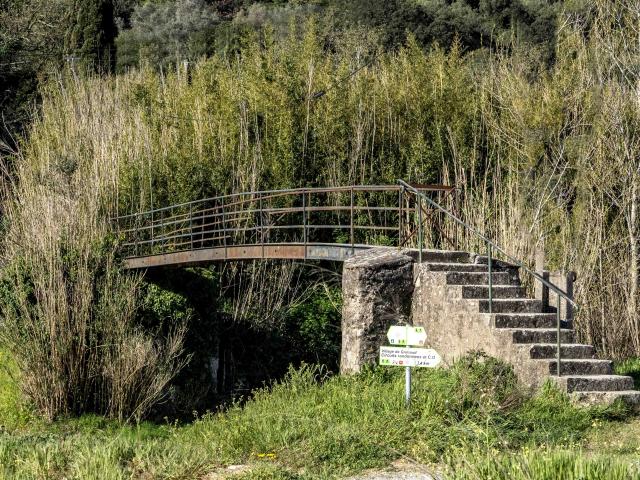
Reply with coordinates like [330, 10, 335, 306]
[379, 346, 442, 368]
[386, 326, 427, 346]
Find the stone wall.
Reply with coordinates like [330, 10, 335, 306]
[410, 264, 549, 390]
[340, 250, 547, 389]
[339, 249, 414, 374]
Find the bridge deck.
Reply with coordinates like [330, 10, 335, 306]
[123, 243, 375, 269]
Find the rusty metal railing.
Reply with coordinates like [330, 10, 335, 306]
[114, 184, 456, 262]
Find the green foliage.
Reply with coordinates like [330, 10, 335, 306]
[326, 0, 559, 55]
[115, 0, 221, 71]
[285, 287, 342, 370]
[65, 0, 117, 72]
[0, 0, 68, 147]
[0, 349, 34, 431]
[139, 281, 195, 327]
[447, 448, 637, 480]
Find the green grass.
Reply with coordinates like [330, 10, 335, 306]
[446, 448, 639, 480]
[0, 349, 34, 432]
[0, 353, 638, 479]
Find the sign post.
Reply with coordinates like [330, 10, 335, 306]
[380, 325, 441, 407]
[405, 324, 410, 407]
[405, 360, 411, 407]
[405, 324, 411, 407]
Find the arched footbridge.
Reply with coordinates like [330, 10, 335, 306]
[114, 180, 623, 405]
[114, 182, 457, 269]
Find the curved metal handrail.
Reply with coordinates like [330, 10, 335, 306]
[114, 184, 456, 263]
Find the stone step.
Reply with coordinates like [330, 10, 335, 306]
[510, 328, 574, 344]
[473, 255, 519, 269]
[462, 285, 527, 299]
[529, 343, 595, 359]
[422, 250, 472, 264]
[494, 313, 570, 329]
[546, 359, 613, 375]
[479, 299, 543, 313]
[554, 375, 635, 393]
[425, 263, 490, 273]
[446, 271, 519, 286]
[571, 391, 640, 409]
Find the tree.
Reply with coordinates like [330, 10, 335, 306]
[0, 0, 68, 154]
[65, 0, 117, 72]
[115, 0, 220, 70]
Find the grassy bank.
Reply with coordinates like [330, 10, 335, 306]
[1, 353, 639, 479]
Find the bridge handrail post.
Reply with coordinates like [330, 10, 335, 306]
[259, 193, 264, 259]
[189, 204, 193, 251]
[221, 198, 227, 260]
[557, 290, 562, 377]
[350, 187, 355, 255]
[302, 192, 307, 260]
[488, 243, 493, 314]
[135, 216, 139, 257]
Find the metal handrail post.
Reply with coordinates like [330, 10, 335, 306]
[557, 291, 562, 377]
[189, 204, 193, 250]
[201, 206, 205, 248]
[303, 192, 307, 260]
[259, 193, 265, 259]
[135, 217, 139, 257]
[488, 243, 493, 314]
[350, 187, 355, 254]
[221, 199, 228, 260]
[417, 194, 423, 263]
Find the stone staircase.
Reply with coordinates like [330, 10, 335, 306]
[410, 249, 640, 408]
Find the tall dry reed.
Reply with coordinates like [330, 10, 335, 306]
[0, 74, 188, 421]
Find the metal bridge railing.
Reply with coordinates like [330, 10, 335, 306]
[398, 179, 578, 378]
[114, 184, 456, 261]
